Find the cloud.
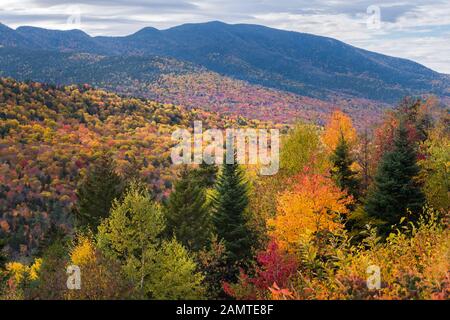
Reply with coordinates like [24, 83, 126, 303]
[0, 0, 449, 73]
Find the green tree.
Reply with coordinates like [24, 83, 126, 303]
[330, 134, 360, 200]
[37, 223, 67, 256]
[280, 123, 328, 175]
[98, 183, 204, 299]
[150, 239, 204, 299]
[419, 120, 450, 212]
[192, 162, 218, 189]
[75, 152, 124, 230]
[211, 159, 252, 278]
[165, 166, 211, 251]
[365, 121, 425, 235]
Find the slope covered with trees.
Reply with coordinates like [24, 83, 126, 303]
[0, 48, 386, 127]
[0, 77, 265, 258]
[0, 78, 448, 300]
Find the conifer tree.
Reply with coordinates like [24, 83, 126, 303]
[211, 159, 252, 278]
[192, 162, 218, 189]
[330, 134, 360, 200]
[75, 152, 124, 230]
[165, 166, 211, 251]
[365, 121, 425, 234]
[37, 223, 66, 255]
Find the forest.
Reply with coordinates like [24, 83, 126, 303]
[0, 77, 448, 300]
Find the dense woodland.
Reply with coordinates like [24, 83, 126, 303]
[0, 48, 386, 127]
[0, 78, 448, 300]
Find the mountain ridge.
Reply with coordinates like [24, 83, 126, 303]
[0, 21, 448, 104]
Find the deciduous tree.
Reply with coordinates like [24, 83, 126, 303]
[269, 170, 352, 252]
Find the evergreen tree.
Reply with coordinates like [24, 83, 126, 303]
[365, 121, 425, 235]
[330, 133, 360, 200]
[193, 162, 218, 189]
[75, 152, 124, 230]
[165, 166, 211, 251]
[37, 223, 67, 256]
[211, 159, 252, 278]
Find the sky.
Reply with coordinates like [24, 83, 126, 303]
[0, 0, 449, 73]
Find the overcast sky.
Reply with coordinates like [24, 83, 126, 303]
[1, 0, 449, 73]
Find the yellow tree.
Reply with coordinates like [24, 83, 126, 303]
[66, 235, 132, 300]
[322, 110, 357, 152]
[268, 170, 353, 252]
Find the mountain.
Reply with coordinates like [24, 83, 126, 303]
[0, 47, 387, 126]
[0, 21, 448, 105]
[100, 21, 449, 102]
[0, 23, 38, 48]
[0, 47, 200, 86]
[16, 26, 108, 54]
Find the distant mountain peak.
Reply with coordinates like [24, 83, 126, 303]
[17, 26, 89, 37]
[131, 26, 160, 37]
[0, 22, 13, 30]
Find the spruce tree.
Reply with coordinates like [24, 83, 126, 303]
[365, 121, 425, 235]
[192, 162, 218, 189]
[330, 134, 360, 200]
[37, 223, 66, 255]
[165, 166, 211, 251]
[75, 152, 124, 230]
[211, 160, 252, 278]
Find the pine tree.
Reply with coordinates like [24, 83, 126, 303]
[37, 223, 66, 255]
[192, 162, 218, 189]
[330, 133, 360, 200]
[211, 160, 252, 278]
[75, 152, 124, 230]
[165, 166, 211, 251]
[365, 121, 425, 235]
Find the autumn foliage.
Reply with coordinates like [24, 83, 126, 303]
[0, 78, 448, 301]
[268, 170, 352, 251]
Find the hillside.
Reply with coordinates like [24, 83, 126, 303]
[0, 21, 448, 105]
[0, 47, 387, 127]
[0, 76, 448, 301]
[0, 77, 263, 257]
